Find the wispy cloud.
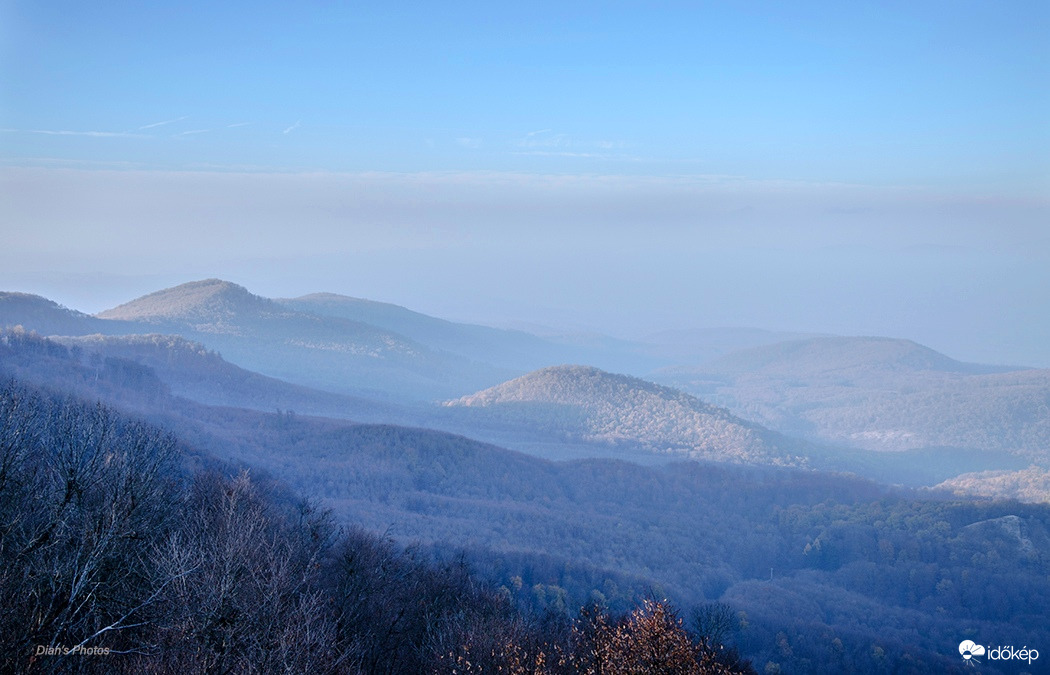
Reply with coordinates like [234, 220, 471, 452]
[138, 116, 188, 130]
[0, 156, 152, 170]
[2, 128, 142, 138]
[283, 120, 301, 134]
[178, 129, 210, 136]
[514, 130, 638, 161]
[512, 132, 637, 161]
[517, 129, 570, 149]
[227, 122, 252, 128]
[456, 137, 482, 149]
[513, 150, 629, 159]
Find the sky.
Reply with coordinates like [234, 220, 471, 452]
[1, 1, 1048, 366]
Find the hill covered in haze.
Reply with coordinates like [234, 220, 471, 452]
[54, 332, 409, 424]
[0, 291, 139, 335]
[692, 335, 1012, 379]
[639, 327, 826, 365]
[447, 365, 810, 466]
[94, 279, 515, 401]
[279, 292, 667, 375]
[4, 281, 1045, 484]
[657, 336, 1050, 460]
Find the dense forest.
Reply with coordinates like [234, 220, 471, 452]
[3, 329, 1049, 673]
[0, 378, 753, 674]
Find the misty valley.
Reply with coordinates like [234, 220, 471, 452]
[2, 279, 1048, 674]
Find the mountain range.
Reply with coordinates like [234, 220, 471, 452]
[2, 278, 1047, 498]
[655, 336, 1050, 463]
[95, 279, 514, 400]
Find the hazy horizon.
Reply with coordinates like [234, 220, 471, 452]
[2, 2, 1047, 367]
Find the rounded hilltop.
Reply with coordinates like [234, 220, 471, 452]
[97, 279, 283, 325]
[450, 364, 804, 465]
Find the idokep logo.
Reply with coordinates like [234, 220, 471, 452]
[959, 639, 1039, 666]
[959, 640, 985, 664]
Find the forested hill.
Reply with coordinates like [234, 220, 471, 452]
[0, 377, 755, 674]
[691, 335, 1016, 379]
[278, 292, 598, 373]
[657, 336, 1050, 460]
[95, 279, 427, 352]
[94, 278, 514, 400]
[54, 332, 409, 424]
[98, 278, 289, 326]
[448, 365, 809, 466]
[937, 466, 1050, 503]
[0, 291, 139, 335]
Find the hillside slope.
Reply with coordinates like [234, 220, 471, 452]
[98, 278, 286, 328]
[279, 292, 667, 375]
[0, 291, 139, 335]
[657, 336, 1049, 458]
[639, 327, 826, 365]
[935, 466, 1050, 503]
[55, 333, 411, 423]
[94, 279, 513, 400]
[448, 365, 809, 466]
[696, 335, 1012, 379]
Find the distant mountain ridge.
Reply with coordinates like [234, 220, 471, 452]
[90, 279, 517, 401]
[657, 336, 1048, 457]
[689, 336, 1015, 379]
[279, 292, 567, 371]
[0, 291, 136, 336]
[448, 364, 809, 466]
[98, 278, 291, 333]
[6, 280, 1047, 472]
[278, 292, 667, 375]
[54, 333, 408, 424]
[640, 327, 828, 365]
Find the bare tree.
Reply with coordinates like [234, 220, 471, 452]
[0, 381, 181, 673]
[143, 470, 342, 673]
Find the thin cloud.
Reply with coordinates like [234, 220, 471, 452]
[227, 122, 252, 128]
[138, 116, 188, 130]
[0, 156, 151, 170]
[3, 128, 142, 138]
[178, 129, 211, 136]
[518, 129, 570, 149]
[283, 120, 301, 134]
[456, 137, 483, 149]
[513, 150, 619, 159]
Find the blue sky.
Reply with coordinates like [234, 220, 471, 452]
[1, 1, 1048, 365]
